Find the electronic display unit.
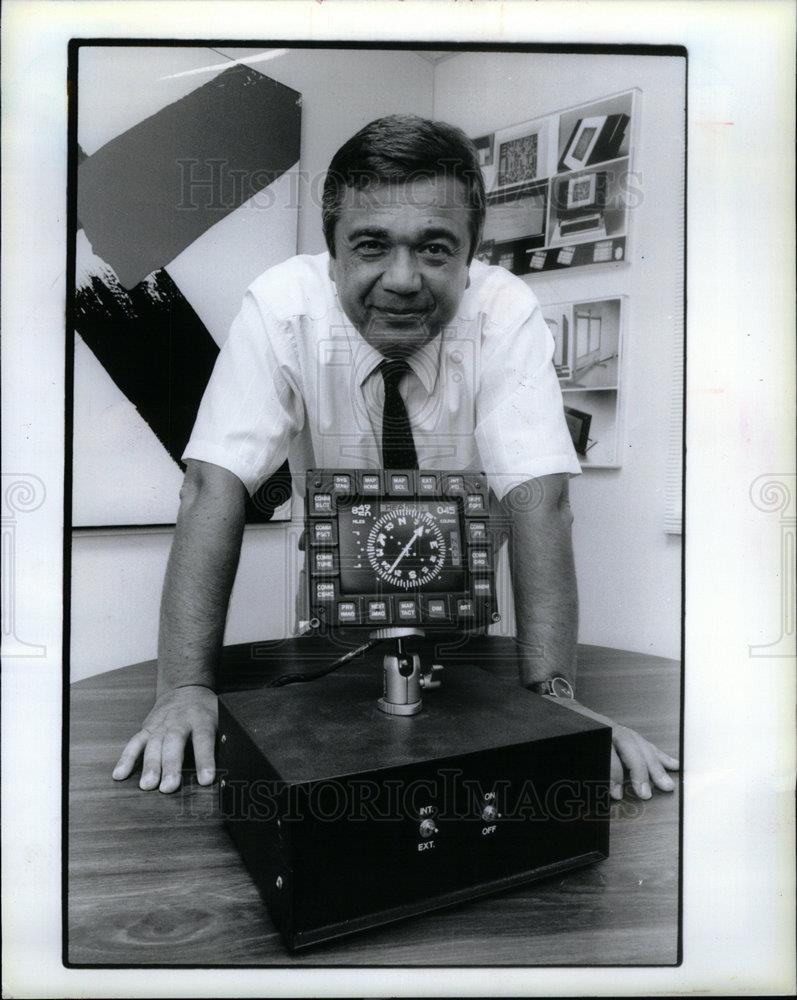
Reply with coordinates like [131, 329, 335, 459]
[305, 468, 497, 630]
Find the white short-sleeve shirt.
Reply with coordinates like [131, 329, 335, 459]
[182, 252, 580, 502]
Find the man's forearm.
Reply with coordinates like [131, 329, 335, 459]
[503, 474, 578, 688]
[156, 463, 247, 696]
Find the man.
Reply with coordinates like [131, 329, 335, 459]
[113, 115, 678, 800]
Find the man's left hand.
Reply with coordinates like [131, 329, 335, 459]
[552, 698, 680, 801]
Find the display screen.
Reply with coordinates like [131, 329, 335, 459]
[337, 499, 466, 595]
[483, 189, 546, 242]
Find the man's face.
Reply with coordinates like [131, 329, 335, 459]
[328, 175, 472, 357]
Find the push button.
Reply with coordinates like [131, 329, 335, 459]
[314, 551, 335, 573]
[466, 493, 485, 512]
[367, 601, 388, 622]
[390, 473, 411, 494]
[315, 581, 335, 603]
[398, 599, 419, 622]
[445, 475, 465, 495]
[313, 493, 332, 513]
[361, 473, 381, 493]
[468, 521, 487, 542]
[337, 602, 357, 623]
[469, 548, 490, 571]
[313, 521, 334, 543]
[332, 474, 352, 495]
[457, 599, 474, 619]
[473, 578, 492, 597]
[426, 599, 447, 619]
[418, 474, 438, 494]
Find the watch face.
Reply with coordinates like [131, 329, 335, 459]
[551, 676, 575, 699]
[338, 499, 465, 595]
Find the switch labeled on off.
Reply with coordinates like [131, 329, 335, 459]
[481, 804, 498, 822]
[419, 818, 438, 839]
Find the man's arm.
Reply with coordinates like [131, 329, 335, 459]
[112, 459, 247, 793]
[504, 473, 679, 801]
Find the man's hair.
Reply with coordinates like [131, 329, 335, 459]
[322, 114, 486, 262]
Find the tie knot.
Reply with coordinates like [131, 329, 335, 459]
[380, 358, 412, 386]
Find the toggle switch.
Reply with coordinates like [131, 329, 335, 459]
[419, 818, 438, 839]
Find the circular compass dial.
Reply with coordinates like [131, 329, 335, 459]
[365, 506, 447, 589]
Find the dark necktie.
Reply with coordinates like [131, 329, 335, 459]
[380, 359, 418, 469]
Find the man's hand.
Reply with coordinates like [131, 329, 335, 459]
[112, 685, 218, 793]
[553, 697, 680, 801]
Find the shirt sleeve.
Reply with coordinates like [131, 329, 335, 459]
[181, 289, 304, 496]
[474, 281, 581, 502]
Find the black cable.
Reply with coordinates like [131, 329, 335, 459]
[267, 639, 379, 688]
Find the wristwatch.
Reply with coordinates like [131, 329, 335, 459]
[528, 676, 575, 699]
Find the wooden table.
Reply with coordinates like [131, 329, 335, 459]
[68, 638, 681, 966]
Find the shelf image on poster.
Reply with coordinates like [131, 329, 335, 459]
[473, 89, 638, 276]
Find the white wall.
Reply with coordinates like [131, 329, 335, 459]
[71, 48, 684, 680]
[433, 52, 684, 658]
[69, 48, 434, 681]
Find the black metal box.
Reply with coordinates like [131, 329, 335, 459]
[219, 664, 611, 951]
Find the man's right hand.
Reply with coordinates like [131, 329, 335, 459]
[112, 685, 218, 793]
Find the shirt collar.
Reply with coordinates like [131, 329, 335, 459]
[339, 308, 444, 396]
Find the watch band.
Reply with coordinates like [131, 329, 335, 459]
[528, 676, 575, 699]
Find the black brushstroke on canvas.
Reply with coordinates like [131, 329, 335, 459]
[75, 264, 290, 523]
[77, 63, 302, 288]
